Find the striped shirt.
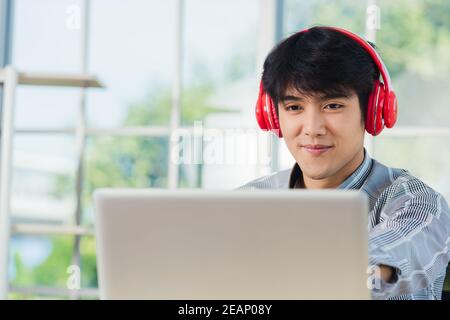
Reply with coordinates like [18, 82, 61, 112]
[237, 148, 450, 299]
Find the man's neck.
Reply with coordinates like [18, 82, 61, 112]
[303, 148, 365, 189]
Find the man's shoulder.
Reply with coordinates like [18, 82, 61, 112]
[236, 169, 292, 190]
[368, 158, 435, 196]
[371, 160, 449, 215]
[385, 167, 442, 199]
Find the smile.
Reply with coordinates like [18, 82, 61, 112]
[302, 145, 333, 156]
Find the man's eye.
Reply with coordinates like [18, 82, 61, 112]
[325, 104, 343, 110]
[285, 105, 302, 111]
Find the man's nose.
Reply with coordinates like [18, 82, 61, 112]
[303, 109, 327, 136]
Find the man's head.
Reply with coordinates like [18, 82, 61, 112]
[262, 27, 380, 188]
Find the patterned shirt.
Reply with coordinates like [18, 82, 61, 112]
[237, 148, 450, 299]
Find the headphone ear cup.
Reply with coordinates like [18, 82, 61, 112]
[254, 81, 283, 138]
[384, 91, 398, 128]
[365, 80, 384, 136]
[374, 83, 386, 135]
[261, 92, 273, 132]
[266, 95, 283, 138]
[255, 82, 268, 130]
[365, 81, 377, 135]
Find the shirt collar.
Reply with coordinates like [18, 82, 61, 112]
[288, 148, 373, 190]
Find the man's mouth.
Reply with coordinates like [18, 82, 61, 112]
[301, 144, 333, 155]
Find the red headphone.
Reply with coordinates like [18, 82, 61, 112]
[255, 26, 398, 138]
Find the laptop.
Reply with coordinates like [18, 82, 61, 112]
[93, 189, 370, 299]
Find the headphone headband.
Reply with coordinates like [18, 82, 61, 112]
[300, 26, 394, 103]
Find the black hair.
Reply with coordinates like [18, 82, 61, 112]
[262, 26, 380, 122]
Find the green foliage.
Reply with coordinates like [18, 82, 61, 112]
[287, 0, 450, 79]
[285, 0, 366, 37]
[11, 236, 73, 288]
[80, 237, 98, 288]
[84, 136, 169, 189]
[376, 0, 438, 78]
[10, 235, 99, 298]
[50, 174, 74, 200]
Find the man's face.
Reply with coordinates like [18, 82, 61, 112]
[278, 87, 365, 187]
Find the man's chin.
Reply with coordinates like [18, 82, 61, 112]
[302, 171, 330, 181]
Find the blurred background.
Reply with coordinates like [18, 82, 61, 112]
[0, 0, 449, 299]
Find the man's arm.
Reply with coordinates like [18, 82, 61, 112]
[369, 180, 450, 299]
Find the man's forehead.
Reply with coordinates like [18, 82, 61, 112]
[281, 86, 356, 101]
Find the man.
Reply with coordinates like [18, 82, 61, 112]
[239, 26, 450, 299]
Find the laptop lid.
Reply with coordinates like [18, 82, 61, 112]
[94, 189, 369, 299]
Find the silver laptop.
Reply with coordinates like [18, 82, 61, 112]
[94, 189, 370, 299]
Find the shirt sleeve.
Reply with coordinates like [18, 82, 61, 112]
[368, 179, 450, 299]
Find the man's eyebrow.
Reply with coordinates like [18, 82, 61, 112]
[280, 92, 351, 103]
[280, 95, 304, 102]
[318, 92, 350, 101]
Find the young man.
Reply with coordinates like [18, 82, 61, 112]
[239, 26, 450, 300]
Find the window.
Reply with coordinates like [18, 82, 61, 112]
[373, 0, 450, 202]
[4, 0, 267, 299]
